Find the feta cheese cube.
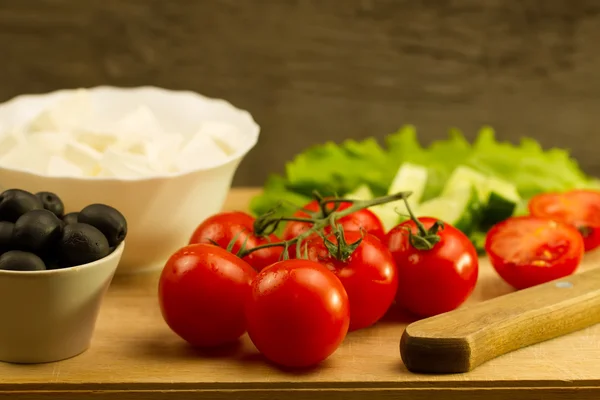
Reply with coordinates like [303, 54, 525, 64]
[175, 130, 229, 172]
[0, 132, 18, 158]
[28, 131, 69, 154]
[47, 156, 84, 177]
[100, 148, 154, 178]
[74, 128, 118, 153]
[28, 89, 92, 133]
[64, 140, 102, 175]
[110, 106, 164, 152]
[197, 121, 243, 155]
[143, 133, 184, 173]
[0, 143, 51, 174]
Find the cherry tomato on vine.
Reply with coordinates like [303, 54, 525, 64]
[281, 200, 385, 242]
[189, 211, 282, 271]
[528, 190, 600, 252]
[245, 259, 350, 368]
[485, 216, 584, 290]
[383, 217, 478, 318]
[305, 231, 397, 331]
[158, 243, 257, 347]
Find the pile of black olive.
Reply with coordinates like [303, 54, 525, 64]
[0, 188, 127, 271]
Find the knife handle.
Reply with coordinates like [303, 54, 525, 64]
[400, 267, 600, 374]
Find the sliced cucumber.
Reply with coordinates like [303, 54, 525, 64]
[513, 199, 529, 217]
[442, 165, 520, 227]
[345, 184, 401, 230]
[481, 176, 521, 225]
[388, 162, 429, 201]
[417, 185, 482, 234]
[346, 184, 374, 201]
[344, 163, 428, 233]
[371, 203, 409, 232]
[442, 166, 488, 201]
[377, 163, 428, 229]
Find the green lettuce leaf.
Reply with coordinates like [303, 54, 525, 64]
[464, 126, 598, 199]
[284, 137, 396, 197]
[249, 174, 311, 217]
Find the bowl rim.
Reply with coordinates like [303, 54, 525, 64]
[0, 85, 260, 182]
[0, 241, 125, 277]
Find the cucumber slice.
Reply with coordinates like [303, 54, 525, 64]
[442, 166, 488, 201]
[417, 186, 482, 234]
[379, 163, 428, 229]
[346, 184, 374, 201]
[481, 177, 521, 225]
[345, 185, 401, 231]
[513, 200, 529, 217]
[388, 162, 428, 201]
[371, 203, 408, 232]
[345, 185, 403, 231]
[442, 166, 520, 227]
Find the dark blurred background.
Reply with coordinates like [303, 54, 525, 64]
[1, 0, 599, 186]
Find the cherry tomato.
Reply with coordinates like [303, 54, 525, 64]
[245, 259, 350, 368]
[305, 231, 397, 331]
[189, 211, 282, 271]
[158, 243, 257, 347]
[485, 216, 584, 290]
[282, 200, 385, 242]
[528, 190, 600, 252]
[383, 217, 479, 318]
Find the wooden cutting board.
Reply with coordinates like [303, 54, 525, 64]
[1, 187, 599, 400]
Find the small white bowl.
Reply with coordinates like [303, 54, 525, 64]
[0, 242, 124, 364]
[0, 86, 259, 273]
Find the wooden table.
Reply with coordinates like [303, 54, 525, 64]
[2, 188, 600, 400]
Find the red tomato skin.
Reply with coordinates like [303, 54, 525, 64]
[245, 259, 350, 368]
[383, 218, 479, 318]
[189, 211, 282, 271]
[282, 200, 385, 241]
[158, 243, 257, 347]
[305, 231, 398, 331]
[485, 216, 584, 290]
[528, 190, 600, 252]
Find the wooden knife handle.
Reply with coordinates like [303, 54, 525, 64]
[400, 267, 600, 374]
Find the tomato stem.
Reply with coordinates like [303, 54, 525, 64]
[401, 197, 444, 251]
[320, 225, 364, 262]
[320, 198, 356, 205]
[402, 197, 427, 236]
[238, 190, 413, 259]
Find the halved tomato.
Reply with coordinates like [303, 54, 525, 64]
[528, 190, 600, 252]
[485, 216, 585, 290]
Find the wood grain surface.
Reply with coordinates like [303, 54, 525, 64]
[0, 188, 599, 400]
[1, 0, 600, 187]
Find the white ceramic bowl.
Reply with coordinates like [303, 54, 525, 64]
[0, 86, 259, 274]
[0, 242, 124, 364]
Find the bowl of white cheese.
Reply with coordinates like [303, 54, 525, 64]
[0, 86, 259, 274]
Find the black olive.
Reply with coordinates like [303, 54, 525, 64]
[58, 223, 110, 267]
[35, 191, 65, 218]
[0, 221, 14, 253]
[78, 204, 127, 247]
[13, 209, 63, 255]
[62, 212, 79, 225]
[43, 256, 63, 270]
[0, 250, 46, 271]
[0, 189, 43, 223]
